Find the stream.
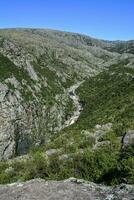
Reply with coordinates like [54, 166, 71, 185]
[63, 81, 84, 128]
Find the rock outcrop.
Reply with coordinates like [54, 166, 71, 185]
[0, 178, 134, 200]
[123, 130, 134, 147]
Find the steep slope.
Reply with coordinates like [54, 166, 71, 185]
[103, 40, 134, 55]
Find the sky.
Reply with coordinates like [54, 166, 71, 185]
[0, 0, 134, 41]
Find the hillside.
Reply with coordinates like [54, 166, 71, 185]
[0, 29, 134, 188]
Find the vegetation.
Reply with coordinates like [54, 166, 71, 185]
[0, 31, 134, 186]
[0, 53, 35, 101]
[76, 61, 134, 133]
[0, 53, 29, 82]
[0, 143, 133, 185]
[0, 62, 134, 185]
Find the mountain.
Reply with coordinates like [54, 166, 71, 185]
[0, 29, 134, 189]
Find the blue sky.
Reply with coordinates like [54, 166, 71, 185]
[0, 0, 134, 40]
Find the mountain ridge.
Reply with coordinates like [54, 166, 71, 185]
[1, 27, 134, 42]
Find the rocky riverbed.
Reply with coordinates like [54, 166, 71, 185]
[63, 81, 84, 127]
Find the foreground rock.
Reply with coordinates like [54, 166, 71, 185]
[0, 178, 134, 200]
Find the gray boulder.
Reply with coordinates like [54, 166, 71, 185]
[45, 149, 59, 156]
[123, 130, 134, 147]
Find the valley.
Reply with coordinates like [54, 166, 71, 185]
[0, 28, 134, 199]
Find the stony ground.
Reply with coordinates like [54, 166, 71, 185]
[0, 178, 134, 200]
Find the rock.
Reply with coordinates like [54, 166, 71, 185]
[8, 154, 32, 164]
[95, 123, 112, 131]
[93, 140, 111, 150]
[94, 123, 112, 140]
[101, 123, 112, 130]
[45, 149, 59, 156]
[59, 154, 70, 160]
[81, 130, 93, 136]
[95, 124, 102, 129]
[26, 60, 38, 81]
[5, 77, 20, 89]
[4, 166, 14, 174]
[67, 177, 85, 184]
[123, 130, 134, 147]
[95, 129, 106, 138]
[0, 178, 134, 200]
[59, 151, 84, 161]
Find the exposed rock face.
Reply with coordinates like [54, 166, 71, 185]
[0, 178, 134, 200]
[0, 80, 73, 160]
[0, 82, 17, 160]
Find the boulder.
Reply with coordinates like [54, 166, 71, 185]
[45, 149, 59, 156]
[93, 140, 111, 150]
[123, 130, 134, 147]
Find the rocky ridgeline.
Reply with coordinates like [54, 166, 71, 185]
[0, 178, 134, 200]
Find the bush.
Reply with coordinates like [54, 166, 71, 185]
[22, 152, 48, 181]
